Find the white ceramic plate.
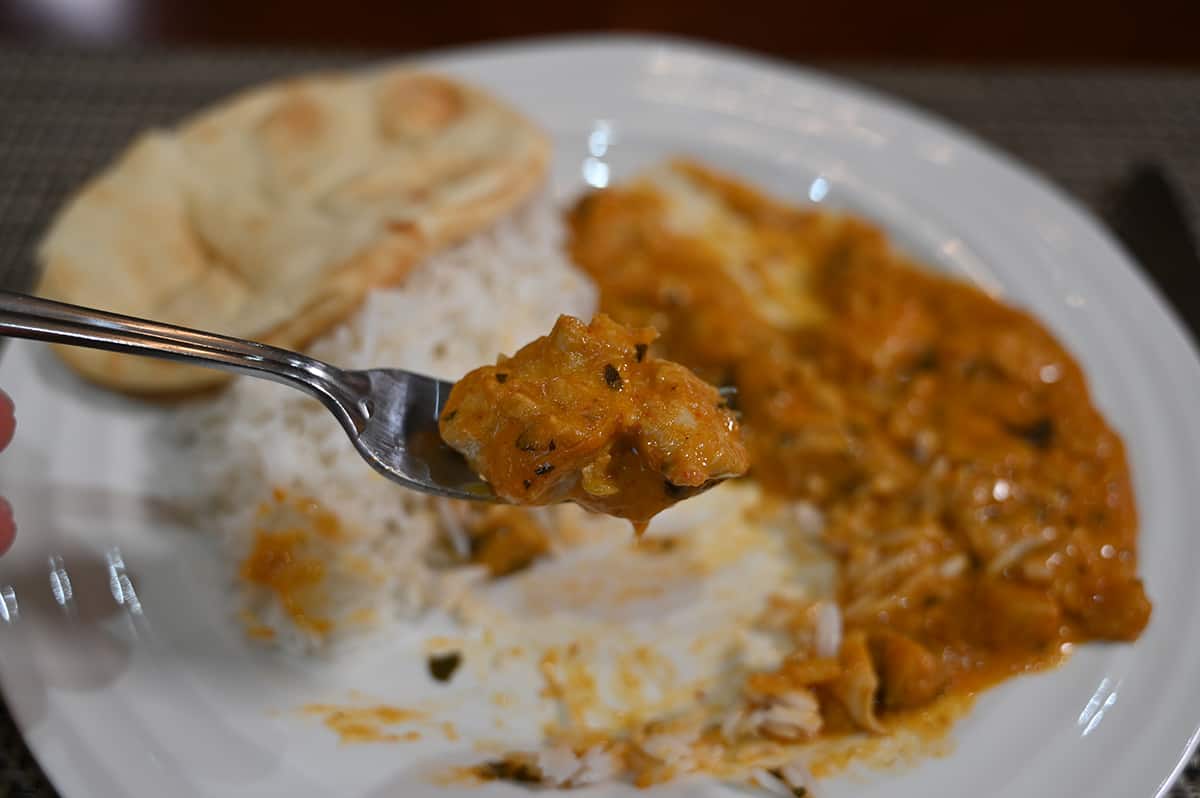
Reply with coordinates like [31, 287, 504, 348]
[3, 35, 1199, 798]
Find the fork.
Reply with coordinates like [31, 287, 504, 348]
[0, 290, 496, 502]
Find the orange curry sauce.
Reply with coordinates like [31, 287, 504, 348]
[566, 161, 1150, 706]
[239, 488, 342, 637]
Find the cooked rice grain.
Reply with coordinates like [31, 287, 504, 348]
[171, 197, 595, 653]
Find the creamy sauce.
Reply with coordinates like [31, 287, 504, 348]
[567, 160, 1150, 710]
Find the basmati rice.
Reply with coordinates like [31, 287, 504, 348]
[170, 196, 595, 653]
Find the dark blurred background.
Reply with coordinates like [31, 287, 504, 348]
[2, 0, 1199, 64]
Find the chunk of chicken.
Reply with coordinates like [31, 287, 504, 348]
[868, 630, 947, 711]
[439, 314, 749, 530]
[826, 631, 884, 733]
[975, 577, 1062, 649]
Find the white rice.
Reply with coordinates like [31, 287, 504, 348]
[751, 768, 798, 797]
[169, 197, 595, 653]
[749, 759, 813, 797]
[537, 744, 584, 785]
[813, 600, 842, 659]
[574, 745, 621, 785]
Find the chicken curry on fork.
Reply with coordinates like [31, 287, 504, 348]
[439, 313, 750, 532]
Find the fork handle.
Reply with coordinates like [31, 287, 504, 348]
[0, 291, 369, 433]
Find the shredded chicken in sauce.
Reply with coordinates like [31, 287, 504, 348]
[439, 313, 750, 530]
[566, 160, 1150, 718]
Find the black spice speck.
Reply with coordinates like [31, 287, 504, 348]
[523, 479, 532, 489]
[913, 348, 939, 372]
[495, 373, 508, 384]
[1007, 417, 1054, 450]
[478, 760, 542, 784]
[444, 409, 457, 421]
[766, 768, 807, 797]
[604, 363, 622, 390]
[635, 343, 648, 362]
[535, 463, 555, 476]
[547, 440, 556, 451]
[428, 651, 462, 682]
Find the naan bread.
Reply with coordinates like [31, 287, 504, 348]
[36, 69, 550, 393]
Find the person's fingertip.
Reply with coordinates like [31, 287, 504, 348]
[0, 498, 14, 557]
[0, 392, 12, 451]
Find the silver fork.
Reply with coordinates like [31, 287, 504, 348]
[0, 290, 496, 502]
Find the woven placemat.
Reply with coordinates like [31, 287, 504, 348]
[0, 44, 1197, 797]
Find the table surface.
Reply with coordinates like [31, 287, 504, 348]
[5, 0, 1200, 64]
[0, 43, 1198, 798]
